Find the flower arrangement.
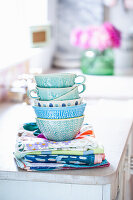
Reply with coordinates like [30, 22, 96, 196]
[71, 22, 121, 51]
[70, 22, 121, 75]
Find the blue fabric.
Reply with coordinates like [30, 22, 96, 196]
[15, 157, 109, 171]
[24, 154, 95, 165]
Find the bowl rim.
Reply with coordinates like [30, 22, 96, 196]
[36, 85, 78, 90]
[36, 115, 84, 121]
[33, 103, 86, 110]
[35, 73, 77, 78]
[34, 97, 83, 103]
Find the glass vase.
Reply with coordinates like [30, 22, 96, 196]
[80, 49, 114, 75]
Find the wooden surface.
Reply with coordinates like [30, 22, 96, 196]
[47, 68, 133, 99]
[0, 98, 133, 185]
[0, 180, 103, 200]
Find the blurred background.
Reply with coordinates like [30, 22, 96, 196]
[1, 2, 133, 199]
[0, 0, 133, 103]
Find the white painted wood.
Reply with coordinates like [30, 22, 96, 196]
[0, 180, 71, 200]
[102, 184, 111, 200]
[71, 184, 102, 200]
[0, 79, 133, 200]
[0, 101, 133, 185]
[0, 180, 102, 200]
[111, 172, 119, 200]
[47, 68, 133, 100]
[117, 150, 127, 200]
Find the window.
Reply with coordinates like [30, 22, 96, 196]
[0, 0, 48, 69]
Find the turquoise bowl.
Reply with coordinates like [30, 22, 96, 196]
[36, 116, 84, 141]
[33, 103, 86, 119]
[28, 84, 85, 101]
[52, 84, 86, 101]
[35, 73, 86, 88]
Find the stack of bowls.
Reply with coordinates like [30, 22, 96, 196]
[28, 73, 86, 141]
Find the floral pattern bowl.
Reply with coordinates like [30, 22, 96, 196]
[36, 116, 84, 141]
[34, 98, 83, 107]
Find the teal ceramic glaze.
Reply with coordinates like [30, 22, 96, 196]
[53, 84, 85, 101]
[36, 116, 84, 141]
[28, 84, 86, 101]
[23, 122, 38, 131]
[35, 73, 86, 88]
[33, 103, 86, 119]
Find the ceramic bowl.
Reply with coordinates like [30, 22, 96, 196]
[36, 116, 84, 141]
[34, 98, 83, 107]
[35, 73, 86, 88]
[53, 84, 86, 101]
[28, 84, 85, 101]
[33, 103, 86, 119]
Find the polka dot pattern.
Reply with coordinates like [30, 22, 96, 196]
[34, 98, 82, 107]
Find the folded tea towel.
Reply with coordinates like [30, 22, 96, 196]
[15, 123, 104, 159]
[24, 154, 105, 165]
[16, 136, 102, 152]
[15, 157, 110, 171]
[14, 122, 110, 171]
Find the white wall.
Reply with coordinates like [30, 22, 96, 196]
[29, 0, 57, 73]
[104, 0, 133, 75]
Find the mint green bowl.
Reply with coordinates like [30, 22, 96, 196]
[28, 84, 86, 101]
[35, 73, 86, 88]
[36, 116, 84, 141]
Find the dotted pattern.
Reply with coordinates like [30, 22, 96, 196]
[34, 99, 82, 107]
[33, 104, 86, 119]
[36, 117, 84, 141]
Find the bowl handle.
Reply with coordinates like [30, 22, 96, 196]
[75, 75, 86, 85]
[78, 84, 86, 94]
[28, 89, 40, 99]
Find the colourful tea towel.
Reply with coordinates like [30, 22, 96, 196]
[15, 123, 104, 159]
[14, 122, 110, 171]
[15, 157, 110, 171]
[24, 154, 105, 165]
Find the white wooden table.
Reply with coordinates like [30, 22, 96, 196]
[0, 99, 133, 200]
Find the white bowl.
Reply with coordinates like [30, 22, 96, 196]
[34, 98, 83, 107]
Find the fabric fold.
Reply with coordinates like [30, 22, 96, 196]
[15, 157, 110, 171]
[14, 122, 110, 171]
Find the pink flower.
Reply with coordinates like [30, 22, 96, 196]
[79, 29, 91, 49]
[103, 22, 121, 48]
[70, 22, 121, 51]
[89, 26, 112, 51]
[70, 29, 82, 46]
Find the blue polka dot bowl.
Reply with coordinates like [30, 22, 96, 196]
[36, 116, 84, 141]
[33, 103, 86, 119]
[34, 98, 83, 107]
